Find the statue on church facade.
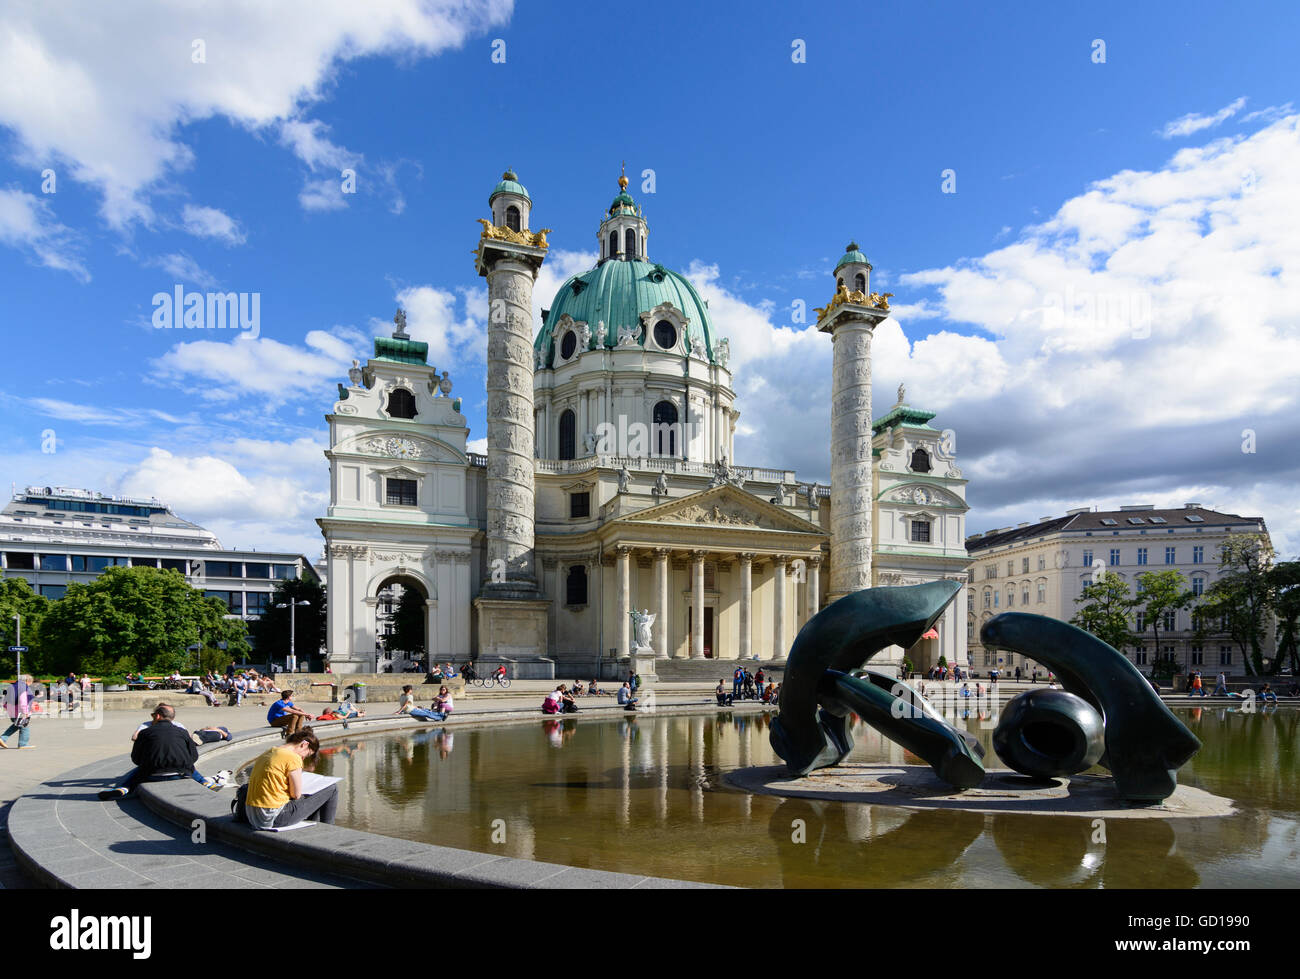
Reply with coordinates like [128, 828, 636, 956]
[631, 609, 655, 651]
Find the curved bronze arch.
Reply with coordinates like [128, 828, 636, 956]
[981, 612, 1200, 802]
[770, 580, 979, 785]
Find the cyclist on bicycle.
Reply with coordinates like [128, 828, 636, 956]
[461, 661, 478, 682]
[493, 664, 507, 681]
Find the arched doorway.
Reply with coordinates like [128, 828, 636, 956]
[375, 574, 428, 673]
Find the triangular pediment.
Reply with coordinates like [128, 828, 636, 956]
[619, 484, 824, 535]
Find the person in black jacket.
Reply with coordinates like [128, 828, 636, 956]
[98, 704, 225, 801]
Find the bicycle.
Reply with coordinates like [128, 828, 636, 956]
[480, 672, 511, 689]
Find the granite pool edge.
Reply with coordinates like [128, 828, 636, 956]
[15, 703, 760, 889]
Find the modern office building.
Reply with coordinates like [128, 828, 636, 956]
[0, 486, 319, 635]
[966, 504, 1274, 676]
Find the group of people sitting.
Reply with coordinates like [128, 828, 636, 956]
[184, 669, 279, 707]
[395, 684, 454, 721]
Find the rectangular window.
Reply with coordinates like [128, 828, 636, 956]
[1037, 583, 1046, 603]
[5, 553, 35, 570]
[39, 584, 66, 600]
[1135, 612, 1146, 631]
[1165, 546, 1176, 565]
[1163, 612, 1175, 631]
[570, 492, 590, 519]
[205, 561, 242, 578]
[983, 592, 991, 608]
[1083, 549, 1093, 567]
[1192, 577, 1204, 597]
[1191, 646, 1204, 665]
[1007, 590, 1014, 607]
[1109, 548, 1120, 566]
[994, 593, 1000, 608]
[1007, 560, 1014, 576]
[204, 590, 242, 614]
[987, 565, 997, 579]
[386, 478, 418, 507]
[245, 592, 271, 615]
[129, 557, 158, 568]
[1193, 546, 1204, 563]
[273, 564, 298, 580]
[1021, 557, 1029, 574]
[1219, 647, 1232, 665]
[244, 563, 271, 579]
[40, 554, 67, 571]
[1137, 547, 1148, 565]
[911, 520, 931, 543]
[1037, 555, 1046, 571]
[1135, 648, 1148, 665]
[565, 565, 588, 606]
[160, 558, 188, 574]
[70, 555, 87, 572]
[1022, 590, 1029, 606]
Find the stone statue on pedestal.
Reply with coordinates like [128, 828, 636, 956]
[631, 608, 655, 651]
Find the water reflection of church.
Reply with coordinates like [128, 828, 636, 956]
[319, 170, 970, 676]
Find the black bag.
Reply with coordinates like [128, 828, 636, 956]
[230, 782, 249, 824]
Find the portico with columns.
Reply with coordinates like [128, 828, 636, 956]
[581, 485, 826, 663]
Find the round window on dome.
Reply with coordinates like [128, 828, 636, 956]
[653, 320, 677, 350]
[560, 330, 577, 360]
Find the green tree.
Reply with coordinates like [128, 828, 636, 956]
[1205, 534, 1276, 675]
[1071, 571, 1138, 652]
[1134, 569, 1194, 677]
[0, 578, 52, 676]
[1267, 560, 1300, 675]
[38, 567, 234, 675]
[388, 586, 427, 658]
[248, 574, 326, 668]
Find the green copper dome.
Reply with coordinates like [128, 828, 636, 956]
[608, 190, 639, 214]
[489, 169, 530, 204]
[834, 241, 872, 273]
[535, 260, 715, 366]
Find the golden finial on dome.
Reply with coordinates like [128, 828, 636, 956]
[618, 160, 628, 191]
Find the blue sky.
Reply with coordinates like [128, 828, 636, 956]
[0, 0, 1297, 559]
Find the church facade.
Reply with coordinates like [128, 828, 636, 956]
[318, 171, 970, 676]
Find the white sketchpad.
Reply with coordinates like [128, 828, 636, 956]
[299, 773, 341, 795]
[267, 821, 318, 832]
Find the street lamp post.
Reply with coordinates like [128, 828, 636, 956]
[276, 600, 312, 673]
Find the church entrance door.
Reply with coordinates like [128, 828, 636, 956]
[687, 607, 715, 658]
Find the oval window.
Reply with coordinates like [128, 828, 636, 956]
[560, 330, 577, 360]
[653, 320, 677, 349]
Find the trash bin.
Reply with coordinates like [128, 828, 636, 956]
[352, 682, 367, 704]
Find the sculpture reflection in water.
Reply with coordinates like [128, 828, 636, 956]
[770, 586, 1202, 803]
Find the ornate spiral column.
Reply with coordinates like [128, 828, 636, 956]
[817, 267, 891, 602]
[475, 222, 548, 595]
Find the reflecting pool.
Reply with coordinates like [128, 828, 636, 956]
[311, 705, 1300, 888]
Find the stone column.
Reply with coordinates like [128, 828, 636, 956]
[476, 225, 547, 595]
[654, 548, 670, 659]
[807, 557, 821, 621]
[819, 295, 888, 602]
[773, 555, 788, 661]
[616, 546, 631, 659]
[738, 553, 753, 661]
[691, 551, 706, 659]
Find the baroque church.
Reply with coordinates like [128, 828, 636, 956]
[318, 170, 970, 677]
